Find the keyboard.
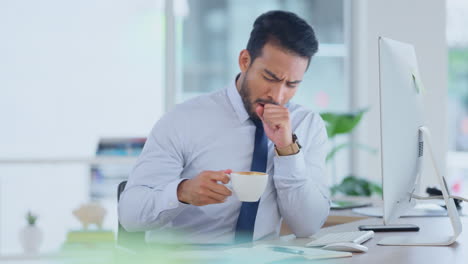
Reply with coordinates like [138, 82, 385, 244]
[306, 231, 374, 247]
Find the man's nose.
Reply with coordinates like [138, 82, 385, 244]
[267, 84, 286, 104]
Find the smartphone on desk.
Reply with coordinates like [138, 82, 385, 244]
[359, 224, 420, 232]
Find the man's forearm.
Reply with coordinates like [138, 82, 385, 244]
[276, 181, 330, 237]
[118, 179, 188, 232]
[273, 151, 330, 237]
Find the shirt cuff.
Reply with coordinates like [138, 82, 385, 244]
[273, 150, 307, 181]
[150, 179, 190, 226]
[160, 178, 190, 211]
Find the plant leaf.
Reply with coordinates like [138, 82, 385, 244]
[320, 109, 368, 139]
[331, 175, 382, 197]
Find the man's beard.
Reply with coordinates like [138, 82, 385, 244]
[238, 72, 279, 122]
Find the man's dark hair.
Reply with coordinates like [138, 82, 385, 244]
[246, 10, 318, 69]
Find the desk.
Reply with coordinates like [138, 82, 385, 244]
[267, 216, 468, 264]
[1, 215, 466, 263]
[280, 197, 375, 235]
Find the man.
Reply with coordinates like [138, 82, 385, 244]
[119, 10, 330, 244]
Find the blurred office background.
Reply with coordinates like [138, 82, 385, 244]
[0, 0, 465, 255]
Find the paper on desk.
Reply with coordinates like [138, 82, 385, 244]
[223, 245, 351, 262]
[171, 245, 351, 263]
[270, 245, 352, 260]
[170, 246, 292, 263]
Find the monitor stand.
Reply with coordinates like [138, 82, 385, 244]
[377, 126, 462, 246]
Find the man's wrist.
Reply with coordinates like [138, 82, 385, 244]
[275, 139, 293, 149]
[177, 179, 189, 204]
[275, 134, 301, 156]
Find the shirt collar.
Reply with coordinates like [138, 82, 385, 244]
[227, 74, 251, 123]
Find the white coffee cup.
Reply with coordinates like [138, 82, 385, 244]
[228, 171, 268, 202]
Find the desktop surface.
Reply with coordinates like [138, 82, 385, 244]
[264, 216, 467, 264]
[1, 212, 466, 263]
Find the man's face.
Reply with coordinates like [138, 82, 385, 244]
[238, 42, 309, 121]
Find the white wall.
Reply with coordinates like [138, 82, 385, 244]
[0, 0, 165, 158]
[350, 0, 447, 189]
[0, 0, 165, 253]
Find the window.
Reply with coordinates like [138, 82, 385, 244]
[177, 0, 348, 113]
[447, 0, 468, 199]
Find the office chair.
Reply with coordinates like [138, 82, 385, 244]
[117, 180, 146, 249]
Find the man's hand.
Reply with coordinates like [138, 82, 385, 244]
[256, 104, 292, 148]
[177, 170, 232, 206]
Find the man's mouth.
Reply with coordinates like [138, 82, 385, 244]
[255, 98, 280, 106]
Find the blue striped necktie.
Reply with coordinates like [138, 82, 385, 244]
[234, 118, 268, 243]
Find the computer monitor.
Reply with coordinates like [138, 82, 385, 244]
[375, 37, 462, 246]
[379, 37, 425, 226]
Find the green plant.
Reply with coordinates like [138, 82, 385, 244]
[331, 176, 382, 197]
[320, 108, 382, 197]
[320, 109, 371, 161]
[26, 211, 38, 226]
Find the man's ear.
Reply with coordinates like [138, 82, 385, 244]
[238, 49, 251, 73]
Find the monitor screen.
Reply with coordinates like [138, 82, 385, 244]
[378, 37, 425, 225]
[376, 37, 462, 246]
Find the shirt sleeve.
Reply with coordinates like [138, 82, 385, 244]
[118, 114, 190, 232]
[272, 112, 330, 238]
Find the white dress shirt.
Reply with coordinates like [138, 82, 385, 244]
[118, 78, 330, 244]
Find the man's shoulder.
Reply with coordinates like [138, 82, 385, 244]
[156, 89, 229, 131]
[167, 89, 227, 117]
[287, 102, 328, 146]
[150, 89, 228, 140]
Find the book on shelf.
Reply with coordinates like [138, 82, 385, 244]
[65, 230, 115, 244]
[91, 137, 146, 199]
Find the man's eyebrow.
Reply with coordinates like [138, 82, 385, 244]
[264, 69, 302, 84]
[263, 69, 283, 81]
[287, 79, 302, 84]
